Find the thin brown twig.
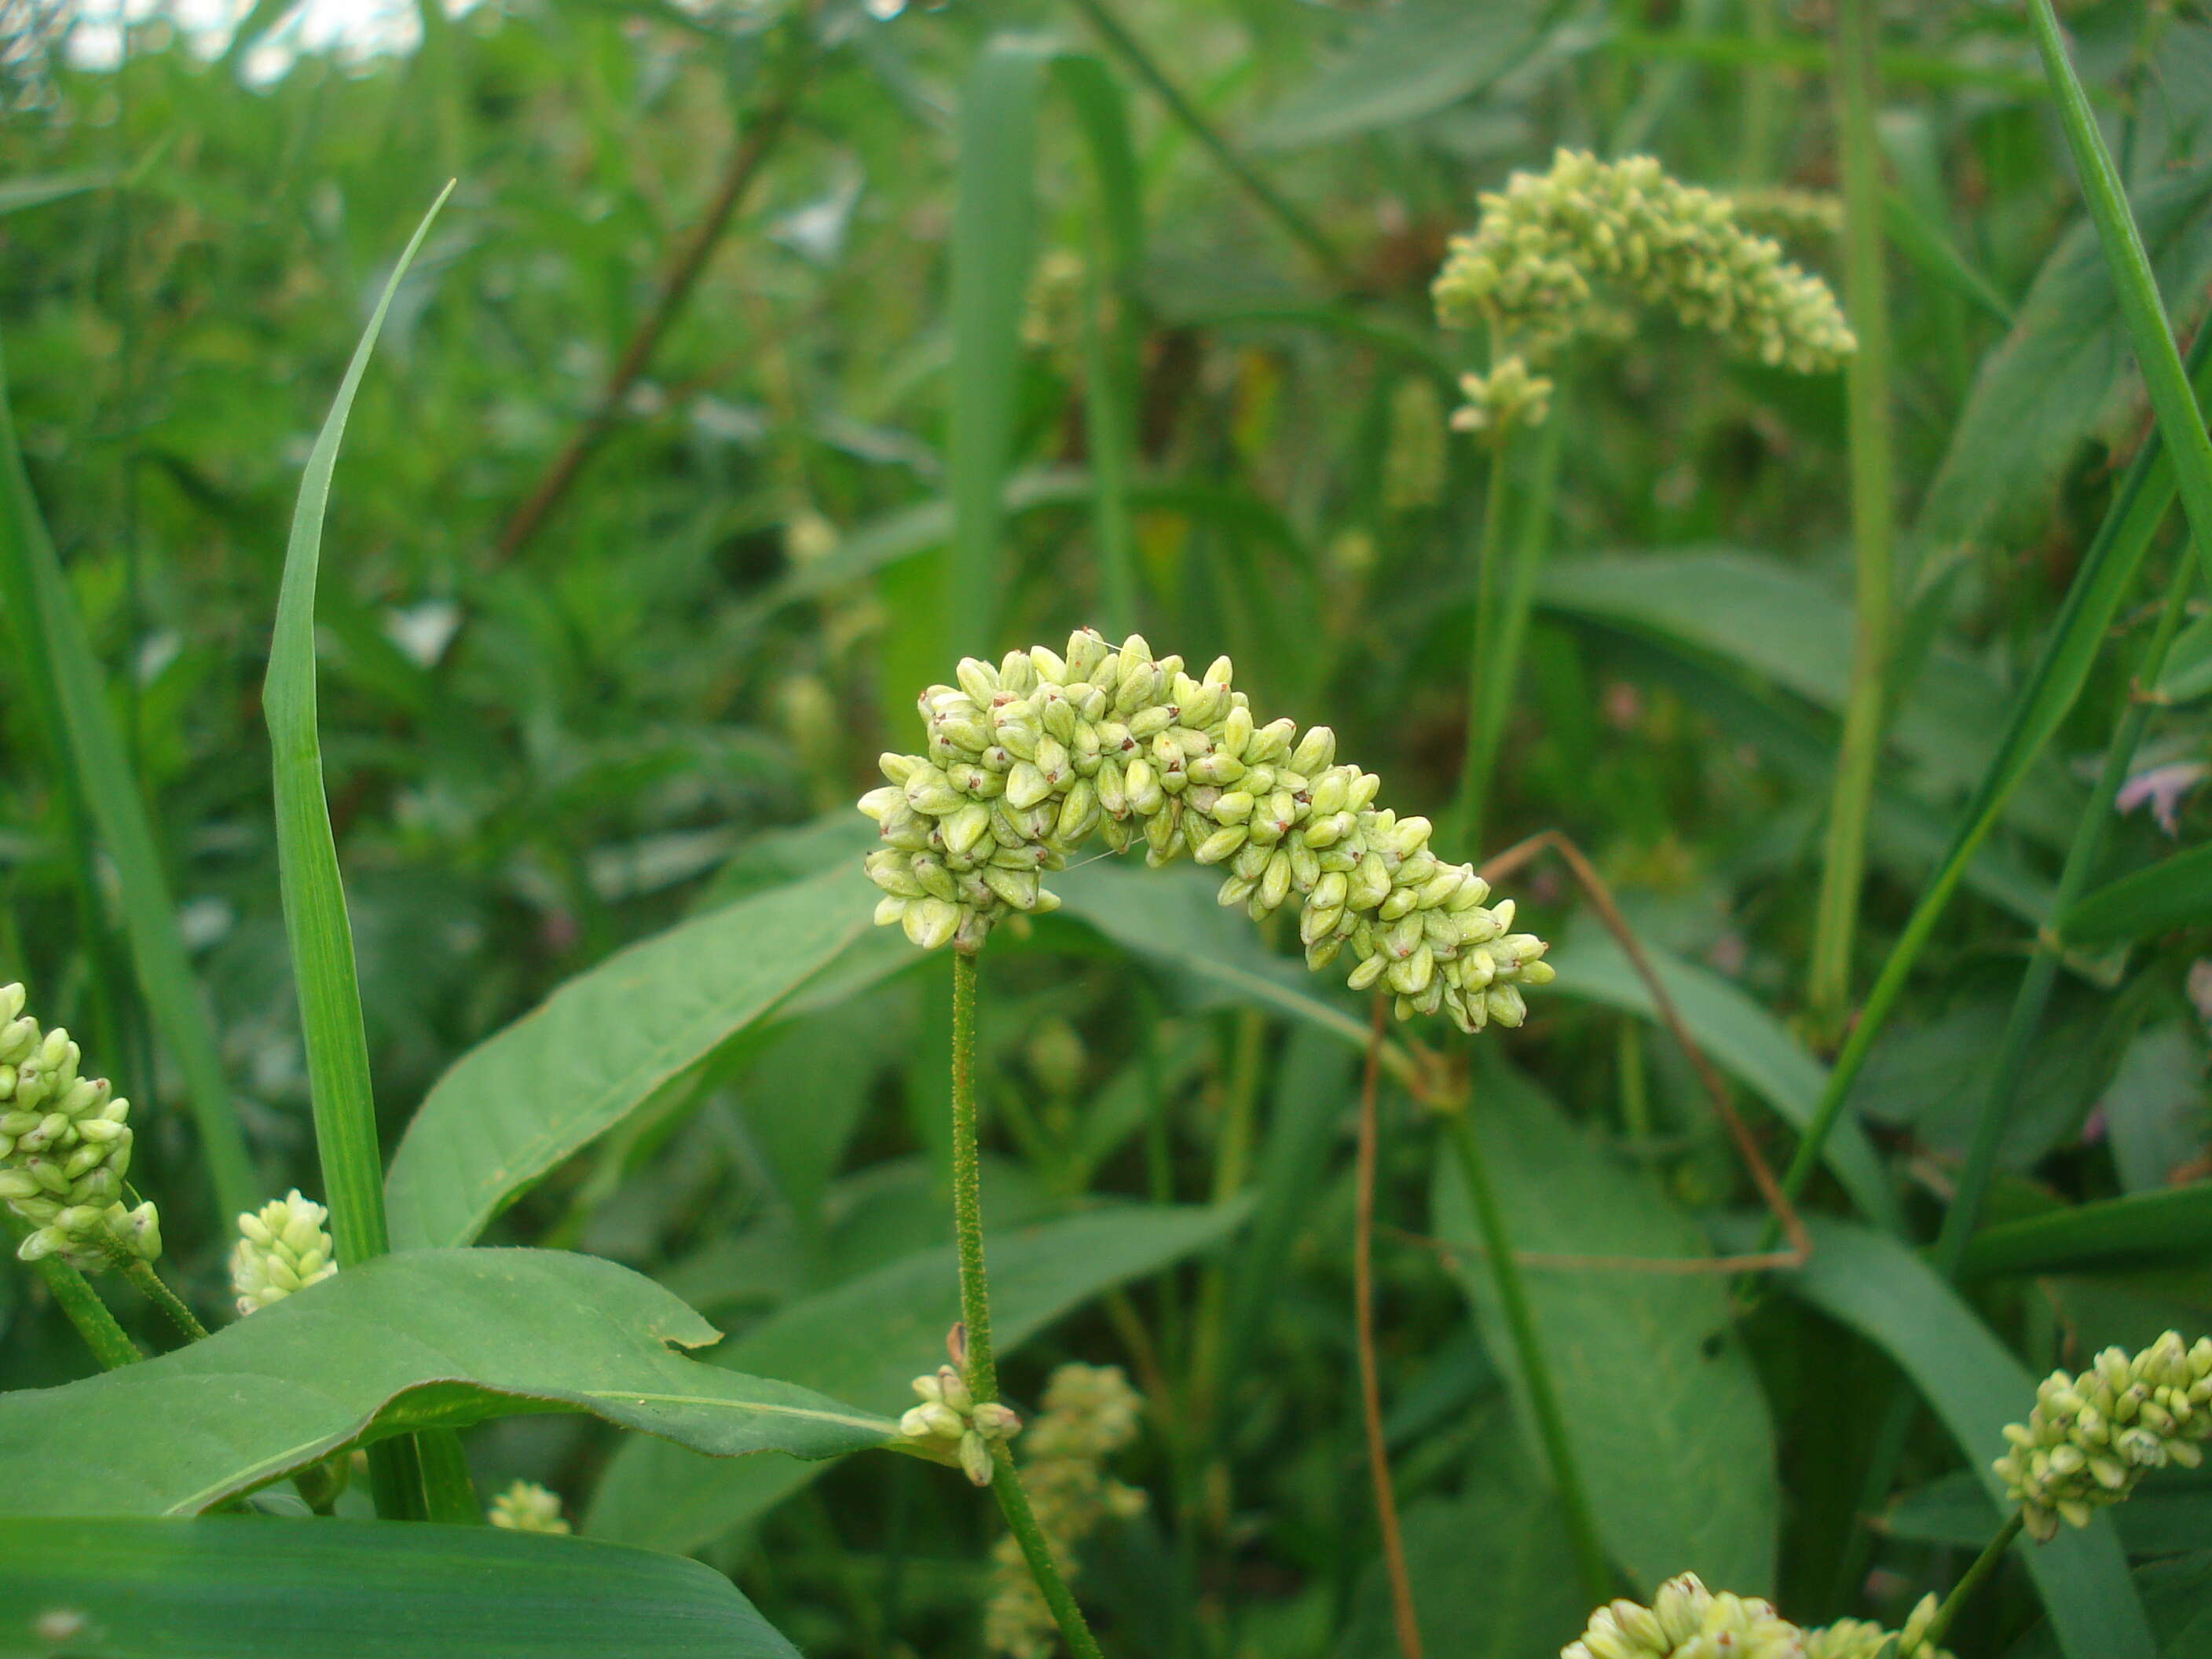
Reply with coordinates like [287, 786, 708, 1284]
[1477, 829, 1811, 1275]
[1354, 990, 1423, 1659]
[493, 34, 811, 563]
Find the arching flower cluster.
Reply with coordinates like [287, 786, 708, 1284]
[1434, 149, 1855, 433]
[0, 983, 160, 1273]
[1996, 1330, 2212, 1541]
[1565, 1573, 1948, 1659]
[858, 630, 1554, 1034]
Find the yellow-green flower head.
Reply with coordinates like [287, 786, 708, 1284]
[1452, 356, 1554, 440]
[858, 632, 1554, 1035]
[1994, 1330, 2212, 1541]
[1805, 1597, 1952, 1659]
[898, 1364, 1024, 1488]
[1434, 149, 1856, 376]
[487, 1480, 570, 1534]
[1563, 1577, 1952, 1659]
[0, 983, 159, 1274]
[230, 1189, 338, 1317]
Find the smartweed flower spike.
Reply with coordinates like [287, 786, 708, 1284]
[859, 632, 1555, 1034]
[899, 1363, 1024, 1487]
[230, 1190, 338, 1317]
[1562, 1575, 1951, 1659]
[487, 1480, 571, 1534]
[1433, 149, 1855, 434]
[0, 983, 160, 1273]
[986, 1364, 1147, 1659]
[1995, 1330, 2212, 1541]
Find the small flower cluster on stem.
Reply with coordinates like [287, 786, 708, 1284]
[1995, 1330, 2212, 1541]
[899, 1362, 1024, 1487]
[1563, 1573, 1948, 1659]
[487, 1479, 571, 1534]
[859, 631, 1553, 1034]
[230, 1189, 338, 1317]
[0, 983, 160, 1273]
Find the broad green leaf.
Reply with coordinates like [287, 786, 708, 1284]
[2099, 1024, 2210, 1194]
[0, 1517, 799, 1659]
[1436, 1067, 1781, 1595]
[386, 866, 878, 1250]
[0, 1250, 895, 1518]
[1961, 1185, 2212, 1279]
[1746, 1215, 2152, 1659]
[2063, 841, 2212, 944]
[1249, 0, 1543, 150]
[1919, 163, 2212, 549]
[2009, 1551, 2212, 1658]
[588, 1202, 1247, 1553]
[1888, 1469, 2212, 1561]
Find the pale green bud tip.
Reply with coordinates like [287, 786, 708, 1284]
[231, 1190, 338, 1317]
[859, 632, 1550, 1035]
[1993, 1328, 2212, 1540]
[487, 1479, 571, 1534]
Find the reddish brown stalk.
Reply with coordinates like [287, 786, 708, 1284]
[1354, 990, 1423, 1659]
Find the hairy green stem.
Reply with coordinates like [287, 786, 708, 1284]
[950, 950, 1106, 1658]
[1807, 0, 1897, 1035]
[3, 1212, 140, 1369]
[1061, 0, 1353, 287]
[116, 1255, 208, 1343]
[1919, 1511, 2025, 1653]
[1441, 1106, 1611, 1603]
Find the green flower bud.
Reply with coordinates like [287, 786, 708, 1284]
[488, 1479, 572, 1535]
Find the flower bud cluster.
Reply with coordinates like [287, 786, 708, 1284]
[986, 1364, 1147, 1659]
[1433, 149, 1856, 381]
[230, 1189, 338, 1317]
[899, 1364, 1023, 1488]
[1564, 1576, 1950, 1659]
[0, 983, 159, 1273]
[487, 1479, 571, 1534]
[1995, 1330, 2212, 1541]
[1728, 187, 1846, 246]
[1452, 356, 1554, 440]
[859, 632, 1554, 1034]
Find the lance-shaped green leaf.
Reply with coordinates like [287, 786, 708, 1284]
[0, 1517, 800, 1659]
[1961, 1186, 2212, 1279]
[386, 866, 877, 1250]
[0, 1250, 896, 1518]
[2061, 841, 2212, 944]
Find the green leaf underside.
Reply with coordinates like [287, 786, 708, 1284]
[1436, 1068, 1781, 1595]
[0, 1251, 895, 1518]
[386, 866, 878, 1250]
[588, 1201, 1247, 1553]
[0, 1517, 800, 1659]
[1745, 1215, 2153, 1659]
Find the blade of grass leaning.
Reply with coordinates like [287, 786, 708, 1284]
[1762, 318, 2212, 1238]
[2028, 0, 2212, 588]
[0, 334, 257, 1221]
[262, 182, 455, 1522]
[2060, 828, 2212, 942]
[1807, 0, 1899, 1036]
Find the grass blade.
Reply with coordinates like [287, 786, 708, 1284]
[1961, 1185, 2212, 1279]
[0, 336, 256, 1221]
[2061, 839, 2212, 943]
[262, 181, 454, 1520]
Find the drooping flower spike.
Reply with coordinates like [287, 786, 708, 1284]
[1562, 1573, 1950, 1659]
[0, 983, 161, 1273]
[858, 632, 1554, 1034]
[1995, 1330, 2212, 1541]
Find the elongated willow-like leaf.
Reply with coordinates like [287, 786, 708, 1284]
[2029, 4, 2212, 589]
[1961, 1185, 2212, 1279]
[0, 1250, 895, 1519]
[264, 184, 452, 1267]
[589, 1202, 1245, 1553]
[385, 866, 877, 1250]
[0, 1517, 800, 1659]
[1746, 1216, 2152, 1659]
[0, 339, 255, 1219]
[2062, 840, 2212, 944]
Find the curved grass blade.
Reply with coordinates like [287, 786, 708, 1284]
[0, 1517, 803, 1659]
[0, 1249, 896, 1519]
[0, 339, 256, 1220]
[2062, 840, 2212, 944]
[1960, 1185, 2212, 1279]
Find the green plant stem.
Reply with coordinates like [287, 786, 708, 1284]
[1440, 1105, 1611, 1605]
[2031, 0, 2212, 588]
[1807, 0, 1897, 1035]
[117, 1254, 208, 1343]
[1919, 1511, 2025, 1653]
[1448, 440, 1514, 851]
[1760, 320, 2212, 1248]
[947, 951, 1107, 1658]
[1186, 1007, 1262, 1419]
[1061, 0, 1353, 288]
[1079, 220, 1141, 638]
[2, 1212, 140, 1369]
